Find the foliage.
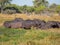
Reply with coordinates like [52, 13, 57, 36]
[35, 5, 46, 14]
[4, 4, 22, 13]
[0, 27, 60, 45]
[50, 3, 57, 8]
[49, 4, 60, 13]
[0, 0, 12, 13]
[0, 0, 60, 15]
[26, 6, 35, 13]
[3, 9, 16, 14]
[33, 0, 49, 8]
[2, 4, 35, 14]
[56, 5, 60, 13]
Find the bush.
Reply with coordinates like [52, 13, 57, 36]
[4, 4, 22, 13]
[3, 9, 16, 14]
[35, 5, 46, 14]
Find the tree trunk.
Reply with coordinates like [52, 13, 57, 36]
[0, 3, 4, 14]
[1, 7, 3, 13]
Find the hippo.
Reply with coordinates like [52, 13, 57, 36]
[33, 19, 46, 29]
[3, 18, 60, 29]
[21, 19, 34, 29]
[4, 18, 24, 28]
[10, 22, 23, 28]
[44, 21, 59, 29]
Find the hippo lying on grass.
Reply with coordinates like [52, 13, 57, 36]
[3, 18, 60, 29]
[4, 18, 24, 28]
[41, 21, 60, 29]
[4, 21, 11, 28]
[33, 19, 46, 29]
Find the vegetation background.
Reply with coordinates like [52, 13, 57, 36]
[0, 0, 60, 45]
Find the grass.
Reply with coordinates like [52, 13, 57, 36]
[0, 13, 60, 26]
[0, 14, 60, 45]
[0, 27, 26, 42]
[0, 27, 60, 45]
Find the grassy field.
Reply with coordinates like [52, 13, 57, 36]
[0, 14, 60, 45]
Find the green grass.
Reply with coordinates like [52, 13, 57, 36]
[0, 27, 26, 42]
[0, 27, 60, 45]
[0, 14, 60, 45]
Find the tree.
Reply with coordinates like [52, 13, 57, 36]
[50, 3, 57, 8]
[22, 5, 27, 13]
[27, 6, 35, 13]
[5, 4, 22, 13]
[35, 5, 46, 14]
[55, 5, 60, 13]
[0, 0, 12, 13]
[33, 0, 49, 8]
[49, 3, 60, 13]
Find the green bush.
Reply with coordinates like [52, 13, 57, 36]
[35, 5, 46, 14]
[4, 4, 22, 13]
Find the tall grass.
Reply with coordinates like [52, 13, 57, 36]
[0, 27, 60, 45]
[0, 14, 60, 45]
